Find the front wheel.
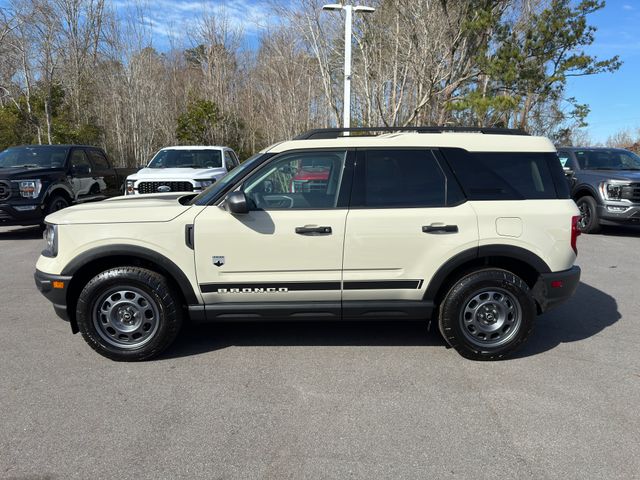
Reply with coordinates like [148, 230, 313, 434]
[576, 196, 601, 234]
[76, 267, 183, 361]
[438, 269, 536, 361]
[46, 194, 69, 215]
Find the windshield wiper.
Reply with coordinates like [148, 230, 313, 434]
[17, 164, 41, 168]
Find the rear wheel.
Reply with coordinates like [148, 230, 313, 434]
[76, 267, 182, 361]
[438, 269, 536, 361]
[576, 196, 601, 234]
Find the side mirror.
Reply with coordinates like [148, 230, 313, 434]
[278, 165, 294, 175]
[226, 191, 249, 214]
[72, 164, 91, 175]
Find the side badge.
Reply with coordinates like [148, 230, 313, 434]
[212, 256, 225, 267]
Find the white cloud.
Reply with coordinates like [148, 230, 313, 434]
[112, 0, 274, 46]
[623, 4, 634, 10]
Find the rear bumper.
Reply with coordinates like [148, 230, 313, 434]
[532, 266, 581, 313]
[0, 204, 45, 226]
[34, 269, 73, 323]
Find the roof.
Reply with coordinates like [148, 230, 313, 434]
[266, 132, 556, 154]
[8, 144, 98, 149]
[159, 145, 230, 150]
[559, 146, 631, 152]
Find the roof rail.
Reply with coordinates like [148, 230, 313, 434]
[294, 126, 530, 140]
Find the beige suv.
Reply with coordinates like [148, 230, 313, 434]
[35, 127, 581, 361]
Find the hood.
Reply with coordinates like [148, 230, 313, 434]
[0, 166, 64, 179]
[582, 169, 640, 182]
[294, 168, 330, 181]
[45, 193, 193, 225]
[128, 167, 227, 181]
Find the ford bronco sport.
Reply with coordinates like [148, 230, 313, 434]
[35, 127, 581, 361]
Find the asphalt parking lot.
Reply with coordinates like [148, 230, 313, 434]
[1, 225, 639, 480]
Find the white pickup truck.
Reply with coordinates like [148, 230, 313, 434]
[125, 146, 240, 195]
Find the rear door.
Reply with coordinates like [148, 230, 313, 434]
[68, 148, 95, 201]
[342, 149, 478, 309]
[86, 148, 118, 197]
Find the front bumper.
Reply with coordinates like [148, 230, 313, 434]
[597, 204, 640, 226]
[532, 266, 581, 313]
[0, 203, 45, 226]
[34, 269, 73, 324]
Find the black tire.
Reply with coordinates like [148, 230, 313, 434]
[76, 267, 183, 361]
[45, 194, 69, 216]
[576, 195, 601, 234]
[438, 269, 536, 361]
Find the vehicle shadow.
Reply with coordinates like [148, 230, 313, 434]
[161, 320, 447, 360]
[513, 281, 620, 358]
[0, 226, 43, 240]
[162, 281, 619, 360]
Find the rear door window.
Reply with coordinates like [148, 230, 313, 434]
[87, 149, 111, 170]
[352, 149, 462, 208]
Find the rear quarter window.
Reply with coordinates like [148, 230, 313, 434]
[441, 149, 568, 200]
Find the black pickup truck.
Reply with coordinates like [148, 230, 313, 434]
[0, 145, 137, 227]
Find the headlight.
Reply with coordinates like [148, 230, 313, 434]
[42, 224, 58, 257]
[126, 180, 135, 195]
[600, 180, 630, 201]
[17, 179, 42, 198]
[196, 179, 216, 188]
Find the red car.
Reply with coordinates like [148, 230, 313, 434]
[290, 158, 331, 192]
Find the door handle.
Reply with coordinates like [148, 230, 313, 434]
[422, 224, 458, 234]
[295, 226, 332, 235]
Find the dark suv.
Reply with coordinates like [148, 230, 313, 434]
[557, 147, 640, 233]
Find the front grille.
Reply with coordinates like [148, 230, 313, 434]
[623, 183, 640, 202]
[291, 180, 328, 193]
[137, 181, 194, 194]
[0, 181, 11, 201]
[0, 210, 14, 221]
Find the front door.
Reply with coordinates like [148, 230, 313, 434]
[194, 149, 352, 310]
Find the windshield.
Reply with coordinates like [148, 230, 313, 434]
[0, 146, 69, 169]
[189, 153, 267, 205]
[575, 150, 640, 170]
[148, 149, 222, 169]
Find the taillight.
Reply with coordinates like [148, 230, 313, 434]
[571, 215, 581, 255]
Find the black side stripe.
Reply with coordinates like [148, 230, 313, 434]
[343, 280, 422, 290]
[200, 282, 341, 293]
[200, 280, 423, 293]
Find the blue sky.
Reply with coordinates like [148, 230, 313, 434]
[565, 0, 640, 142]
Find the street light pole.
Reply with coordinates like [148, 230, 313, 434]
[342, 4, 353, 130]
[322, 3, 375, 131]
